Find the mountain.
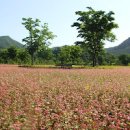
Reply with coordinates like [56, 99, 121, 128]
[0, 36, 23, 48]
[106, 37, 130, 55]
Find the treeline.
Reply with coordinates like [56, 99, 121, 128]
[0, 46, 130, 66]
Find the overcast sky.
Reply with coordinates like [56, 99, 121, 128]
[0, 0, 130, 48]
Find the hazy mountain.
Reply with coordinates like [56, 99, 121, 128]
[0, 36, 23, 48]
[106, 37, 130, 55]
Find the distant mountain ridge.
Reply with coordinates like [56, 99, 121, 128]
[0, 36, 130, 55]
[0, 36, 23, 48]
[106, 37, 130, 55]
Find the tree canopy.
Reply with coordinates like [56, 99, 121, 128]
[72, 7, 118, 67]
[22, 18, 55, 65]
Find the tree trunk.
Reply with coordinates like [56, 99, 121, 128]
[31, 53, 34, 65]
[92, 58, 95, 67]
[92, 54, 96, 67]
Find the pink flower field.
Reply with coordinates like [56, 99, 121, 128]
[0, 65, 130, 130]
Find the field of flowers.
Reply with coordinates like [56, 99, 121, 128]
[0, 65, 130, 130]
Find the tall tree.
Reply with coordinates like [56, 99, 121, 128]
[72, 7, 118, 67]
[22, 18, 55, 65]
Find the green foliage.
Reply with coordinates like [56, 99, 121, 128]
[58, 45, 82, 65]
[0, 49, 8, 63]
[70, 45, 83, 64]
[72, 7, 118, 67]
[0, 46, 18, 64]
[17, 49, 30, 64]
[52, 47, 61, 64]
[0, 46, 129, 67]
[118, 54, 129, 66]
[38, 47, 53, 60]
[58, 45, 71, 65]
[36, 46, 54, 64]
[7, 46, 17, 60]
[22, 18, 55, 65]
[103, 53, 117, 65]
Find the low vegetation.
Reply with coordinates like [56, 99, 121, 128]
[0, 65, 129, 129]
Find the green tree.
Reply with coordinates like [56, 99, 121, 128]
[37, 47, 53, 64]
[22, 18, 55, 65]
[72, 7, 118, 67]
[97, 50, 106, 65]
[58, 45, 82, 65]
[17, 49, 30, 64]
[7, 46, 18, 63]
[52, 47, 61, 64]
[58, 45, 71, 65]
[70, 45, 82, 64]
[104, 53, 117, 65]
[0, 49, 8, 63]
[118, 54, 129, 66]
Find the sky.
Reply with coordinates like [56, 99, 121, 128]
[0, 0, 130, 48]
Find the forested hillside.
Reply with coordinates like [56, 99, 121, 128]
[0, 36, 23, 48]
[106, 37, 130, 55]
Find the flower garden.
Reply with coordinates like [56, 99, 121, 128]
[0, 65, 130, 129]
